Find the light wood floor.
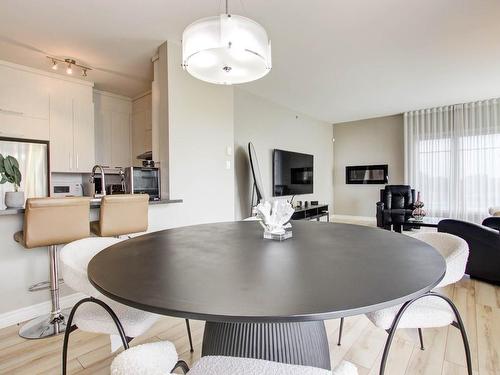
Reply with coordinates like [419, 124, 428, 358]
[1, 219, 499, 374]
[1, 276, 498, 374]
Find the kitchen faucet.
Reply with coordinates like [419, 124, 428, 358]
[90, 165, 106, 197]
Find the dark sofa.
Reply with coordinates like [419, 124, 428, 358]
[438, 217, 500, 285]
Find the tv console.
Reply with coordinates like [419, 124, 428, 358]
[291, 204, 329, 222]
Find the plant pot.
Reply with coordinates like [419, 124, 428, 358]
[5, 191, 25, 208]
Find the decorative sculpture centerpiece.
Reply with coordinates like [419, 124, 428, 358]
[255, 199, 294, 241]
[412, 191, 427, 221]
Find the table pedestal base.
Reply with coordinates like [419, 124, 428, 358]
[201, 321, 331, 370]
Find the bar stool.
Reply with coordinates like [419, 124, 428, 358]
[90, 194, 149, 237]
[14, 197, 90, 339]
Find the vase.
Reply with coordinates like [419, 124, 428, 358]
[412, 191, 426, 221]
[5, 191, 25, 208]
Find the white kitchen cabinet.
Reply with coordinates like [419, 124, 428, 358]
[0, 112, 49, 140]
[0, 62, 50, 140]
[0, 64, 50, 120]
[49, 95, 74, 172]
[49, 95, 95, 173]
[111, 111, 131, 167]
[94, 91, 132, 168]
[94, 110, 112, 166]
[73, 99, 95, 172]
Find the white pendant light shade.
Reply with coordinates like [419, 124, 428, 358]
[182, 14, 272, 85]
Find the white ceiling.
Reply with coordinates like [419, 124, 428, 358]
[0, 0, 499, 123]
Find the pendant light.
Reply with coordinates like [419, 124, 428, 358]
[182, 0, 272, 85]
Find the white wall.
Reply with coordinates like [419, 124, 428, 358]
[234, 89, 333, 219]
[333, 114, 404, 217]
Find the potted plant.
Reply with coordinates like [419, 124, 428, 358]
[0, 154, 24, 208]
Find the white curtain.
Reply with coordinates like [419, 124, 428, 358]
[404, 98, 500, 223]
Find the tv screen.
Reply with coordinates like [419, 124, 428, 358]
[273, 149, 313, 196]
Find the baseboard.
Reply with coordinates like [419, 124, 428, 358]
[332, 214, 376, 222]
[0, 292, 86, 330]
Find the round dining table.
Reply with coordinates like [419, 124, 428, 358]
[88, 220, 446, 370]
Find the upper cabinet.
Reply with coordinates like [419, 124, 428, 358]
[48, 77, 95, 173]
[0, 62, 50, 140]
[94, 91, 132, 168]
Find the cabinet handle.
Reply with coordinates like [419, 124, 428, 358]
[69, 152, 73, 170]
[0, 108, 24, 116]
[76, 153, 79, 169]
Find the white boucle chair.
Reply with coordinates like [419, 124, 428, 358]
[110, 345, 358, 375]
[60, 237, 160, 375]
[186, 356, 358, 375]
[341, 232, 472, 375]
[110, 341, 187, 375]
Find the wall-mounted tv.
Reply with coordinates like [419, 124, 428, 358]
[273, 149, 313, 196]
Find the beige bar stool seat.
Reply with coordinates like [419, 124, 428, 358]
[14, 197, 90, 339]
[90, 194, 149, 237]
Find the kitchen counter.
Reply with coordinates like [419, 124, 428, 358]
[0, 197, 184, 216]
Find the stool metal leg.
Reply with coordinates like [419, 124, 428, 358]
[19, 245, 68, 339]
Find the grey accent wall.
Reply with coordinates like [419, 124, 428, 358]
[234, 89, 333, 220]
[333, 114, 404, 217]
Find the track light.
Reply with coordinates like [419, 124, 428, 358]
[46, 56, 91, 77]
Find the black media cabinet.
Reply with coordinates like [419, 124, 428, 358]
[291, 204, 329, 222]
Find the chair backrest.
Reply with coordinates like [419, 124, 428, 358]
[411, 232, 469, 288]
[99, 194, 149, 237]
[380, 185, 415, 210]
[23, 197, 90, 248]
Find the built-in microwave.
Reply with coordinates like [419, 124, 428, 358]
[124, 167, 160, 201]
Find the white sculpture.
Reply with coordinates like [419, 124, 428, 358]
[255, 199, 294, 236]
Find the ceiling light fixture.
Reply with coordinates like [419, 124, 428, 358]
[46, 56, 92, 77]
[66, 60, 74, 75]
[181, 0, 271, 85]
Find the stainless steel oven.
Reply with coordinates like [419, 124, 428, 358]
[124, 167, 160, 201]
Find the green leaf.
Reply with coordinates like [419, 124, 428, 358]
[0, 176, 7, 184]
[6, 155, 19, 169]
[14, 168, 21, 187]
[3, 157, 13, 176]
[0, 154, 4, 174]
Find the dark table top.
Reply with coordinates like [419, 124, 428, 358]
[88, 221, 445, 323]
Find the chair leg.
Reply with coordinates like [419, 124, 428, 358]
[379, 291, 472, 375]
[418, 328, 424, 350]
[62, 297, 129, 375]
[172, 359, 190, 374]
[185, 319, 194, 353]
[337, 317, 344, 346]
